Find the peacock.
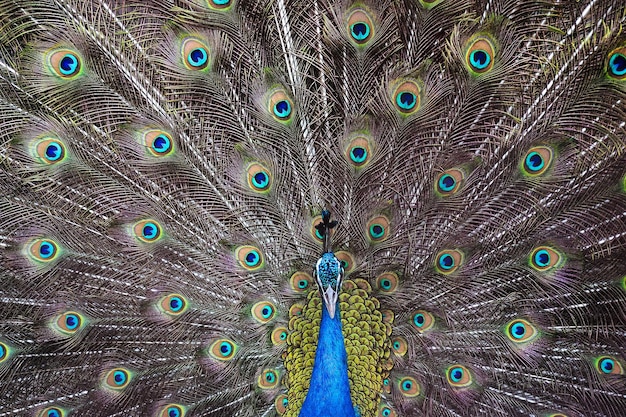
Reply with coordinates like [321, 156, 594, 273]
[1, 0, 625, 415]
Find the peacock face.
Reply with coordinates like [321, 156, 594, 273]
[314, 252, 344, 318]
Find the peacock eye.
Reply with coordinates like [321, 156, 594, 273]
[258, 369, 279, 389]
[378, 405, 397, 417]
[133, 219, 163, 243]
[435, 168, 465, 196]
[345, 135, 373, 167]
[290, 271, 312, 292]
[522, 146, 553, 176]
[104, 368, 131, 390]
[209, 339, 238, 361]
[159, 404, 185, 417]
[39, 407, 65, 417]
[465, 36, 495, 74]
[48, 49, 82, 78]
[595, 356, 623, 375]
[391, 80, 421, 115]
[367, 215, 391, 242]
[0, 342, 8, 362]
[34, 138, 66, 164]
[247, 163, 272, 192]
[529, 245, 563, 271]
[398, 376, 420, 397]
[144, 130, 174, 157]
[182, 38, 209, 70]
[235, 245, 264, 270]
[268, 89, 294, 122]
[271, 326, 289, 345]
[505, 319, 538, 344]
[347, 9, 374, 45]
[251, 301, 276, 324]
[447, 365, 472, 387]
[435, 249, 464, 274]
[55, 311, 85, 335]
[275, 394, 288, 414]
[607, 47, 626, 80]
[335, 251, 355, 273]
[376, 272, 398, 293]
[28, 238, 60, 263]
[159, 294, 188, 316]
[207, 0, 231, 10]
[391, 337, 408, 356]
[411, 310, 434, 332]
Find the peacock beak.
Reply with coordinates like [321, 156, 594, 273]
[322, 285, 339, 319]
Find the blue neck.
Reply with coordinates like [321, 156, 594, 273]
[299, 304, 356, 417]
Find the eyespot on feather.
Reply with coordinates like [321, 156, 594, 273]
[391, 337, 408, 356]
[133, 220, 163, 243]
[446, 365, 472, 388]
[34, 138, 67, 164]
[271, 327, 288, 345]
[209, 339, 238, 361]
[391, 80, 421, 115]
[411, 310, 434, 332]
[54, 311, 85, 335]
[181, 38, 210, 71]
[159, 294, 188, 316]
[607, 47, 626, 80]
[247, 163, 272, 192]
[47, 48, 82, 78]
[465, 36, 495, 74]
[27, 238, 60, 263]
[251, 301, 276, 324]
[158, 404, 186, 417]
[398, 376, 420, 397]
[529, 245, 563, 272]
[144, 130, 174, 157]
[378, 404, 397, 417]
[522, 146, 553, 176]
[335, 251, 356, 273]
[0, 342, 10, 363]
[345, 136, 373, 167]
[376, 272, 398, 293]
[268, 89, 294, 122]
[435, 168, 465, 196]
[206, 0, 232, 10]
[435, 249, 464, 274]
[290, 271, 312, 292]
[275, 394, 288, 414]
[347, 8, 375, 45]
[258, 368, 279, 389]
[367, 215, 390, 242]
[38, 407, 65, 417]
[235, 245, 264, 270]
[104, 367, 132, 390]
[505, 319, 538, 344]
[595, 356, 623, 375]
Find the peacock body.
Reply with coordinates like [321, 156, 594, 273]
[0, 0, 625, 416]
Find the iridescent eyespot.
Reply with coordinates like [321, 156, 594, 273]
[607, 47, 626, 80]
[48, 49, 82, 78]
[529, 245, 563, 272]
[104, 368, 131, 390]
[258, 369, 279, 389]
[144, 130, 174, 157]
[206, 0, 231, 10]
[34, 138, 66, 164]
[411, 310, 434, 332]
[159, 294, 188, 316]
[0, 342, 8, 362]
[391, 337, 408, 356]
[335, 251, 355, 273]
[391, 80, 421, 114]
[182, 38, 209, 70]
[133, 219, 163, 243]
[28, 238, 60, 263]
[159, 404, 185, 417]
[275, 394, 288, 414]
[289, 303, 303, 317]
[522, 146, 553, 176]
[251, 301, 276, 324]
[446, 365, 472, 388]
[209, 339, 238, 361]
[435, 168, 465, 196]
[347, 9, 374, 45]
[39, 407, 65, 417]
[435, 249, 464, 274]
[595, 356, 624, 375]
[345, 135, 373, 167]
[367, 215, 390, 243]
[465, 36, 495, 74]
[247, 163, 272, 192]
[381, 309, 395, 324]
[290, 271, 312, 292]
[398, 376, 420, 397]
[54, 311, 85, 335]
[376, 272, 398, 293]
[268, 89, 294, 122]
[505, 319, 538, 344]
[378, 405, 397, 417]
[271, 326, 288, 345]
[235, 245, 264, 270]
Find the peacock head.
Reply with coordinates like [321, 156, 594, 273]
[314, 210, 343, 318]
